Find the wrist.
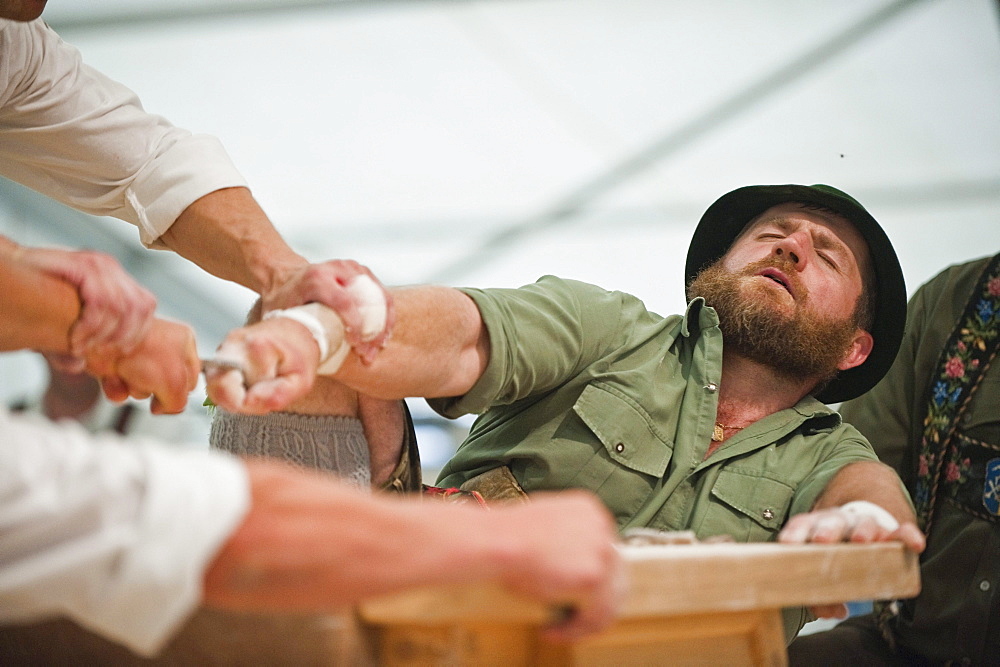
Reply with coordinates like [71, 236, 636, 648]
[263, 303, 349, 374]
[263, 307, 330, 359]
[257, 256, 308, 300]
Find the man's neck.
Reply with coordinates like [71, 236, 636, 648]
[716, 350, 815, 427]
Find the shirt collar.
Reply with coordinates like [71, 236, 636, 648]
[792, 394, 842, 430]
[680, 296, 719, 338]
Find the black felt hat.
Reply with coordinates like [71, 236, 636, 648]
[684, 184, 906, 404]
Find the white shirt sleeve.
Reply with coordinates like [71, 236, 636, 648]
[0, 18, 249, 247]
[0, 408, 250, 657]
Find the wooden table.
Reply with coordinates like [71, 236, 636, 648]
[358, 541, 920, 666]
[0, 542, 919, 666]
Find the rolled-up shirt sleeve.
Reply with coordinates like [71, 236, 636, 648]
[786, 426, 884, 518]
[0, 18, 248, 247]
[0, 408, 250, 657]
[429, 275, 628, 418]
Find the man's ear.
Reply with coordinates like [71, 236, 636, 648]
[837, 329, 874, 371]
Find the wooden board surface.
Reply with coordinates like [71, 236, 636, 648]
[0, 541, 920, 665]
[360, 541, 920, 624]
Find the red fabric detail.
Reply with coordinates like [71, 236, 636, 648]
[422, 485, 489, 509]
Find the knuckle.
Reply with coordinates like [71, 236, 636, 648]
[84, 251, 113, 268]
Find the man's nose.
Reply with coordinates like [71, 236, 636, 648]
[772, 233, 809, 268]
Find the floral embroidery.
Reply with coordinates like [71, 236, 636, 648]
[881, 255, 1000, 644]
[943, 457, 970, 484]
[915, 256, 1000, 531]
[944, 356, 965, 379]
[978, 299, 996, 324]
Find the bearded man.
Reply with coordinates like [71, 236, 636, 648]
[206, 184, 926, 643]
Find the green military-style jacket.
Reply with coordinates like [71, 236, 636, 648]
[432, 276, 879, 639]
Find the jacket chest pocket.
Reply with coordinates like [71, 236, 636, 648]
[699, 469, 794, 542]
[569, 384, 673, 525]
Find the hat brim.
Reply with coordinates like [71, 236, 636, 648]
[684, 184, 906, 404]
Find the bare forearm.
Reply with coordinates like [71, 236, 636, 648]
[812, 460, 915, 524]
[206, 285, 489, 414]
[202, 459, 511, 609]
[779, 460, 926, 552]
[0, 249, 79, 352]
[335, 285, 488, 399]
[203, 458, 619, 641]
[159, 187, 306, 295]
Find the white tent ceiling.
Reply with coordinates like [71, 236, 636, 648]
[2, 0, 999, 404]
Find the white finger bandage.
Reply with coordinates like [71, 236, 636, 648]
[261, 276, 387, 376]
[839, 500, 900, 531]
[263, 307, 330, 360]
[346, 274, 388, 341]
[263, 303, 350, 375]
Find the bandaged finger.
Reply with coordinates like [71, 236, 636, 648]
[838, 500, 899, 531]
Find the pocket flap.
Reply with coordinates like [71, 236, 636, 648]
[573, 384, 671, 477]
[711, 469, 793, 529]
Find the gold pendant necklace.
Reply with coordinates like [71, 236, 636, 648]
[712, 422, 743, 442]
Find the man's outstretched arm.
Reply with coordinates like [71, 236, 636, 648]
[778, 460, 925, 553]
[204, 458, 622, 641]
[159, 188, 304, 302]
[207, 284, 488, 414]
[161, 188, 394, 359]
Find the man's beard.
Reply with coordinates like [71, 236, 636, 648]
[687, 257, 859, 387]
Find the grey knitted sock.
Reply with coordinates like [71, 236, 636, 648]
[210, 410, 370, 490]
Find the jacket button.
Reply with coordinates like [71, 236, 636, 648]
[615, 443, 625, 453]
[705, 383, 718, 393]
[762, 508, 775, 520]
